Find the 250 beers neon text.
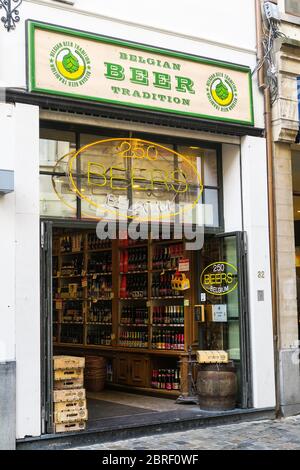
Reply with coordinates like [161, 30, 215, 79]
[87, 141, 189, 193]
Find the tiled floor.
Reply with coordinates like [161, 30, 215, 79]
[87, 390, 183, 411]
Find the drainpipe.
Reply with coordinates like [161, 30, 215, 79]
[255, 0, 280, 417]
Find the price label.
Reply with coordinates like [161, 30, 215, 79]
[179, 259, 190, 272]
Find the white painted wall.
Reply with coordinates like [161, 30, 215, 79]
[0, 104, 16, 363]
[0, 103, 40, 437]
[222, 144, 243, 233]
[0, 0, 264, 127]
[69, 0, 257, 51]
[14, 104, 40, 438]
[241, 135, 276, 409]
[222, 140, 276, 407]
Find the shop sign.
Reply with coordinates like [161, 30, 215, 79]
[209, 304, 227, 322]
[53, 138, 203, 222]
[27, 21, 254, 125]
[200, 261, 238, 296]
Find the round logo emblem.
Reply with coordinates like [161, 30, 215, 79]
[206, 73, 238, 112]
[50, 42, 91, 87]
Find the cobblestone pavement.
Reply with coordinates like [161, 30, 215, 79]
[71, 415, 300, 450]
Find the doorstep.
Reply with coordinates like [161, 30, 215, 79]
[16, 407, 275, 450]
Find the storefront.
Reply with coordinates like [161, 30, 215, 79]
[29, 20, 270, 436]
[0, 7, 276, 447]
[39, 125, 249, 434]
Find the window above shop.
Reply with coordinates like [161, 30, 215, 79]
[39, 125, 223, 230]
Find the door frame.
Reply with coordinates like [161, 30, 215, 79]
[40, 220, 54, 434]
[216, 230, 252, 408]
[40, 218, 99, 434]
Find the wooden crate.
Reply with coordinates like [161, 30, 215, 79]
[54, 378, 84, 390]
[196, 350, 228, 364]
[54, 400, 86, 413]
[53, 388, 86, 403]
[54, 368, 84, 382]
[55, 421, 86, 434]
[54, 408, 88, 424]
[53, 355, 85, 370]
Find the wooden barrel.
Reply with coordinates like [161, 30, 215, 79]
[84, 356, 107, 392]
[196, 361, 237, 411]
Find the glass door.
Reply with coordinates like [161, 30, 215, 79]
[196, 231, 251, 408]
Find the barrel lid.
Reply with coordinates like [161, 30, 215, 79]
[197, 360, 236, 372]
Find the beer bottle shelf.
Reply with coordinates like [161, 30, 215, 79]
[53, 229, 191, 395]
[88, 297, 113, 301]
[151, 296, 184, 300]
[60, 251, 84, 256]
[150, 268, 177, 273]
[87, 272, 112, 276]
[54, 274, 83, 279]
[53, 298, 86, 301]
[88, 248, 112, 253]
[119, 243, 148, 249]
[119, 297, 148, 301]
[120, 271, 148, 275]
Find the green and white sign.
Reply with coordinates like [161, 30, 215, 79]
[27, 21, 254, 125]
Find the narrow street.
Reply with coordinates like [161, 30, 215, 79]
[71, 416, 300, 450]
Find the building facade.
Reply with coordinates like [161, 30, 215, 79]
[0, 0, 276, 449]
[266, 0, 300, 416]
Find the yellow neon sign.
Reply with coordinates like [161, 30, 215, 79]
[66, 138, 203, 222]
[200, 261, 238, 296]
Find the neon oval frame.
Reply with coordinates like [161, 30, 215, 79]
[200, 261, 238, 296]
[67, 138, 204, 223]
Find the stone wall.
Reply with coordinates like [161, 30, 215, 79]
[272, 38, 300, 416]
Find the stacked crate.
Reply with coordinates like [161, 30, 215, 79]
[53, 356, 88, 433]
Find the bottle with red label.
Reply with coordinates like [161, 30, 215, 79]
[120, 275, 127, 298]
[120, 251, 124, 272]
[123, 250, 128, 273]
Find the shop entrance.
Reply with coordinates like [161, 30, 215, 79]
[39, 125, 251, 435]
[40, 221, 251, 435]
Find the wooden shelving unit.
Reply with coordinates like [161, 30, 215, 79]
[53, 229, 194, 395]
